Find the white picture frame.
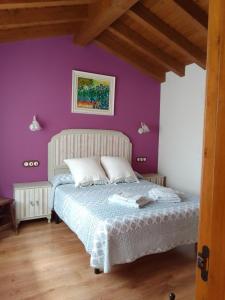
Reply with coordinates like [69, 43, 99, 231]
[71, 70, 116, 116]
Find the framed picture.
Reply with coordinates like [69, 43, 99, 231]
[72, 70, 116, 116]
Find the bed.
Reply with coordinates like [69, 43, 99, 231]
[48, 129, 199, 273]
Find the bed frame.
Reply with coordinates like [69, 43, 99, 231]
[48, 129, 132, 273]
[48, 129, 197, 275]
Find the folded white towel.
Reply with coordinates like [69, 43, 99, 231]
[148, 187, 181, 203]
[108, 192, 152, 208]
[114, 192, 143, 202]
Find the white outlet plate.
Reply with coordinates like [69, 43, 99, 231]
[23, 160, 40, 168]
[136, 157, 147, 162]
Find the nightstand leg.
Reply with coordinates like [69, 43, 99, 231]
[15, 220, 20, 234]
[47, 215, 51, 223]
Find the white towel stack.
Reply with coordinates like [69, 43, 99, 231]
[148, 187, 181, 203]
[108, 192, 152, 208]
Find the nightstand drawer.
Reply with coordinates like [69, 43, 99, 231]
[14, 181, 51, 228]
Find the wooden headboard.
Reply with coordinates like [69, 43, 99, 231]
[48, 129, 132, 180]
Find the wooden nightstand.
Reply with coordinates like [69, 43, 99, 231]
[0, 198, 16, 232]
[13, 181, 52, 229]
[142, 173, 166, 186]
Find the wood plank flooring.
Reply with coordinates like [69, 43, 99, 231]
[0, 220, 196, 300]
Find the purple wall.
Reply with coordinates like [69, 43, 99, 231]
[0, 36, 160, 198]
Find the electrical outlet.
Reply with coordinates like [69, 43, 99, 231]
[23, 160, 40, 168]
[136, 157, 147, 162]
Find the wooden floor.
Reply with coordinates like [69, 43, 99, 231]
[0, 220, 196, 300]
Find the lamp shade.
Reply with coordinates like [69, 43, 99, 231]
[138, 122, 150, 134]
[29, 115, 41, 132]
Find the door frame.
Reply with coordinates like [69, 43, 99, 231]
[195, 0, 225, 298]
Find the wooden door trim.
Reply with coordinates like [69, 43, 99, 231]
[196, 0, 225, 298]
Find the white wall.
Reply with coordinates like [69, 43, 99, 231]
[158, 64, 206, 195]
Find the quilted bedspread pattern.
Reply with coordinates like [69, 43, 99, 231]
[53, 181, 199, 272]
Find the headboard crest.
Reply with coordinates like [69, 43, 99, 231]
[48, 129, 132, 180]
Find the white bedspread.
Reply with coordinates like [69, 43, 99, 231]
[53, 180, 199, 273]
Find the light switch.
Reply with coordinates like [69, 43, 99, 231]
[23, 160, 40, 168]
[136, 157, 147, 162]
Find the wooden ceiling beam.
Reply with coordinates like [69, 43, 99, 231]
[96, 30, 166, 82]
[0, 5, 88, 30]
[0, 1, 94, 10]
[74, 0, 140, 45]
[128, 2, 206, 68]
[173, 0, 208, 30]
[0, 22, 80, 43]
[110, 21, 185, 76]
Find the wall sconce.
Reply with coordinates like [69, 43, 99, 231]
[138, 122, 150, 134]
[29, 115, 42, 132]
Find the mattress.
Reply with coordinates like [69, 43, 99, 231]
[53, 180, 199, 272]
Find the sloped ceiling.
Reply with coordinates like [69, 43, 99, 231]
[0, 0, 208, 82]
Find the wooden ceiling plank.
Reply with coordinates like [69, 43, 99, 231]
[74, 0, 140, 45]
[0, 22, 80, 43]
[0, 20, 82, 30]
[0, 5, 88, 29]
[128, 2, 206, 68]
[110, 21, 185, 76]
[0, 1, 95, 9]
[96, 30, 165, 82]
[173, 0, 208, 30]
[142, 0, 159, 8]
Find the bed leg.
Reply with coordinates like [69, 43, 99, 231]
[94, 268, 101, 275]
[55, 212, 62, 224]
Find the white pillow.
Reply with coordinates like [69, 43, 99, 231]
[64, 157, 108, 187]
[101, 156, 138, 184]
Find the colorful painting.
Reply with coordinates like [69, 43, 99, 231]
[72, 71, 116, 115]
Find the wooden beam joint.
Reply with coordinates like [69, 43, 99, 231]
[74, 0, 140, 45]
